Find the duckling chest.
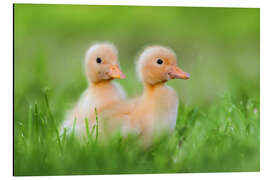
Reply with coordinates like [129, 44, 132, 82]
[142, 87, 179, 132]
[91, 83, 124, 109]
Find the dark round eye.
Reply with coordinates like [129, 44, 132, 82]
[157, 59, 163, 64]
[96, 57, 102, 64]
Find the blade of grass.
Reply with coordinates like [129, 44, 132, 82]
[34, 103, 38, 118]
[91, 124, 96, 136]
[84, 117, 91, 142]
[17, 121, 27, 147]
[28, 104, 32, 138]
[95, 108, 99, 142]
[71, 117, 77, 140]
[40, 116, 47, 139]
[34, 103, 39, 137]
[62, 128, 67, 149]
[43, 89, 62, 153]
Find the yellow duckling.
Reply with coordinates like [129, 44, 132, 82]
[61, 42, 126, 136]
[101, 46, 190, 144]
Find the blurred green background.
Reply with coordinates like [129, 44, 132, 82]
[14, 4, 260, 175]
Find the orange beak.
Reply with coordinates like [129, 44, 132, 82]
[168, 66, 190, 80]
[108, 64, 126, 79]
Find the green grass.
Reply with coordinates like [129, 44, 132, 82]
[14, 91, 259, 175]
[14, 4, 260, 175]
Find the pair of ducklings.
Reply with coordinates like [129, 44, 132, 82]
[61, 42, 190, 145]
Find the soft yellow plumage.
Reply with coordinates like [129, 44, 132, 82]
[61, 43, 126, 137]
[100, 46, 190, 145]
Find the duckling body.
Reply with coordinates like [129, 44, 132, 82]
[61, 43, 126, 136]
[102, 84, 178, 142]
[101, 46, 189, 144]
[62, 81, 126, 135]
[136, 84, 178, 135]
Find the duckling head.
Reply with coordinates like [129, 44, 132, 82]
[85, 43, 126, 84]
[137, 46, 190, 85]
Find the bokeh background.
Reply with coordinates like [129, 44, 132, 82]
[14, 4, 260, 175]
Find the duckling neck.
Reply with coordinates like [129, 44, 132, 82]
[90, 80, 112, 87]
[89, 80, 116, 93]
[143, 82, 166, 98]
[89, 80, 120, 107]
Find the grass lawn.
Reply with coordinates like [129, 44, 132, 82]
[14, 92, 259, 175]
[14, 4, 260, 175]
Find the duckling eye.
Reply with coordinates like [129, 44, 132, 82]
[157, 59, 163, 65]
[96, 57, 102, 64]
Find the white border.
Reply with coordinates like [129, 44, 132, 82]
[6, 0, 265, 7]
[1, 0, 269, 180]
